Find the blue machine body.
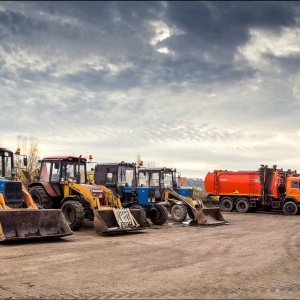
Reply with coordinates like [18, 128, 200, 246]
[177, 187, 193, 198]
[122, 186, 133, 194]
[0, 178, 7, 194]
[135, 187, 157, 205]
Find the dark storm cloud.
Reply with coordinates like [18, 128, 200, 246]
[1, 1, 298, 90]
[157, 1, 299, 68]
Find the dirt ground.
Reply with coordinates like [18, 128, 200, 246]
[1, 211, 300, 299]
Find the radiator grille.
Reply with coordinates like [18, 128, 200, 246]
[4, 181, 23, 208]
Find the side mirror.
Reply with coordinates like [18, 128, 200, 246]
[23, 157, 28, 167]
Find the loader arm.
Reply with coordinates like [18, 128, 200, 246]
[68, 182, 102, 209]
[164, 188, 201, 211]
[87, 181, 123, 208]
[164, 188, 227, 226]
[22, 183, 38, 209]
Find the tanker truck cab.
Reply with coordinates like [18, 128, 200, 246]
[283, 177, 300, 215]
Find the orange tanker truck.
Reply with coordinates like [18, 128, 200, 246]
[204, 165, 300, 215]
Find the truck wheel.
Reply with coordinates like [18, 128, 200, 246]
[236, 198, 249, 213]
[150, 204, 168, 225]
[61, 200, 85, 231]
[171, 204, 187, 222]
[29, 186, 53, 209]
[283, 201, 298, 215]
[131, 204, 147, 218]
[220, 197, 234, 212]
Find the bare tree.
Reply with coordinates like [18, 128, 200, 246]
[15, 136, 40, 184]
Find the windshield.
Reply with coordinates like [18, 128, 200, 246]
[0, 152, 13, 178]
[63, 162, 86, 183]
[163, 172, 174, 188]
[120, 166, 134, 186]
[149, 172, 160, 187]
[138, 171, 149, 187]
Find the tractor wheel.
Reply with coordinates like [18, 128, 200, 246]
[61, 200, 85, 231]
[150, 204, 168, 225]
[130, 204, 147, 218]
[29, 186, 53, 209]
[220, 197, 234, 212]
[236, 198, 249, 213]
[283, 201, 298, 216]
[171, 204, 188, 222]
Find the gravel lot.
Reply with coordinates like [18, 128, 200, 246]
[1, 211, 300, 299]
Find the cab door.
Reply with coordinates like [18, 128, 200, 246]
[287, 180, 300, 203]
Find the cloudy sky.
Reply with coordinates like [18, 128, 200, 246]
[1, 1, 300, 179]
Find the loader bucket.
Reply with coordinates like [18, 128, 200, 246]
[0, 209, 73, 242]
[93, 208, 150, 235]
[193, 207, 228, 226]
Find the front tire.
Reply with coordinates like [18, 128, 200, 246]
[61, 200, 85, 231]
[150, 204, 168, 225]
[171, 204, 187, 222]
[283, 201, 298, 215]
[29, 186, 53, 209]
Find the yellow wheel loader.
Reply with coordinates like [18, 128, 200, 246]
[28, 155, 150, 234]
[0, 148, 73, 242]
[138, 167, 227, 226]
[162, 188, 227, 225]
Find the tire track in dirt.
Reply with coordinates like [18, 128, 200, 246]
[11, 283, 300, 300]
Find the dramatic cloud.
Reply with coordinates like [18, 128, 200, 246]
[0, 1, 299, 179]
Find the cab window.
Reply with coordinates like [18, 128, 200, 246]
[291, 181, 300, 189]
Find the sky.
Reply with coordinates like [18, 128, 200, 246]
[0, 1, 300, 179]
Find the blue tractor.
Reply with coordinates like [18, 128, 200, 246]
[0, 148, 72, 241]
[93, 162, 169, 225]
[137, 167, 227, 225]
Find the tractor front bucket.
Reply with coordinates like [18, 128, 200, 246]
[93, 208, 150, 235]
[193, 207, 227, 226]
[0, 209, 73, 242]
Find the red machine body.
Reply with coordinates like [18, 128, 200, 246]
[205, 170, 261, 197]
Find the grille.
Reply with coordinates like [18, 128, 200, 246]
[4, 181, 23, 208]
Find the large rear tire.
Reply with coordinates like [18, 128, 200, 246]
[171, 204, 187, 222]
[29, 186, 53, 209]
[236, 198, 249, 213]
[220, 197, 234, 212]
[61, 200, 85, 231]
[150, 204, 168, 225]
[283, 201, 298, 215]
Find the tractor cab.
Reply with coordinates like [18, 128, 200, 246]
[93, 162, 136, 198]
[38, 156, 87, 184]
[29, 156, 89, 209]
[138, 167, 183, 199]
[0, 148, 23, 208]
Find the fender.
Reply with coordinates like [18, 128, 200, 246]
[169, 200, 184, 208]
[61, 195, 81, 205]
[28, 182, 58, 197]
[283, 197, 300, 207]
